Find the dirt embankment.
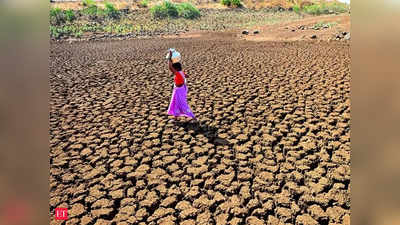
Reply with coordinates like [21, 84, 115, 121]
[50, 33, 350, 224]
[51, 8, 303, 41]
[171, 13, 351, 42]
[240, 14, 350, 42]
[50, 0, 296, 10]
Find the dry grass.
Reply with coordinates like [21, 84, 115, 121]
[241, 0, 343, 10]
[51, 0, 222, 10]
[52, 0, 139, 10]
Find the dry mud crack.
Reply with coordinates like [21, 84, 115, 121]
[50, 34, 350, 224]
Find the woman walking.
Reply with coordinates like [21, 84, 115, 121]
[166, 49, 197, 123]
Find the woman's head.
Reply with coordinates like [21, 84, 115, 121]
[172, 62, 182, 71]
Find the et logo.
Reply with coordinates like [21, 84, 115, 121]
[55, 208, 68, 220]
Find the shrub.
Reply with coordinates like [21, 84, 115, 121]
[177, 2, 200, 19]
[231, 0, 241, 7]
[50, 25, 82, 39]
[221, 0, 230, 6]
[104, 1, 120, 19]
[302, 2, 349, 15]
[82, 4, 111, 21]
[329, 2, 348, 13]
[150, 4, 165, 18]
[50, 26, 60, 38]
[81, 23, 100, 32]
[50, 7, 61, 18]
[103, 23, 135, 34]
[293, 4, 300, 14]
[163, 1, 179, 17]
[150, 1, 179, 19]
[82, 4, 99, 17]
[50, 8, 65, 25]
[82, 0, 95, 7]
[221, 0, 241, 7]
[303, 4, 322, 15]
[139, 0, 149, 8]
[64, 9, 76, 22]
[151, 1, 201, 19]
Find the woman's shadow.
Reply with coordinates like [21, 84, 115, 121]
[174, 120, 230, 146]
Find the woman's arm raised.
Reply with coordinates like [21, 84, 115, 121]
[168, 51, 177, 74]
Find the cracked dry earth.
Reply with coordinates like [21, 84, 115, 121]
[50, 34, 350, 225]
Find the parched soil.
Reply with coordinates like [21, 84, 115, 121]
[50, 33, 350, 224]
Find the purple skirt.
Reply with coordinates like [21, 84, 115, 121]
[167, 83, 196, 119]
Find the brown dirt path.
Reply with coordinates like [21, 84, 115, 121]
[50, 33, 350, 224]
